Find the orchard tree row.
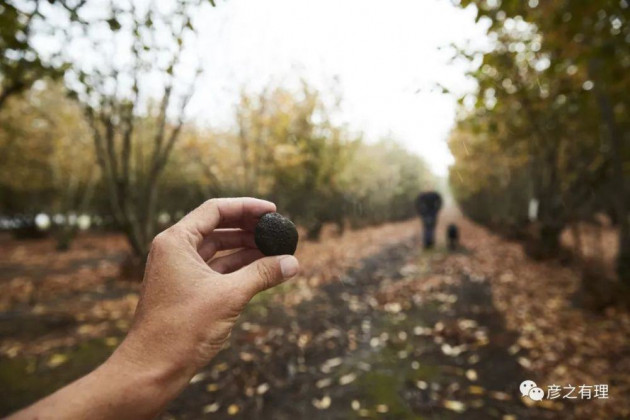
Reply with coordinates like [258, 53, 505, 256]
[0, 0, 434, 258]
[0, 81, 434, 252]
[449, 0, 629, 282]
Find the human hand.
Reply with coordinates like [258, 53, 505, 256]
[8, 198, 300, 420]
[111, 197, 299, 392]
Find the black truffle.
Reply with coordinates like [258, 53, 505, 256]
[254, 212, 299, 256]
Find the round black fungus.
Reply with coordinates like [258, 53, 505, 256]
[254, 212, 299, 256]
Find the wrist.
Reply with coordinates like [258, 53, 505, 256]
[100, 339, 197, 418]
[10, 342, 197, 420]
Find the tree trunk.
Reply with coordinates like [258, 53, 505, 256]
[532, 181, 564, 259]
[590, 60, 630, 284]
[306, 221, 323, 241]
[538, 223, 563, 258]
[571, 223, 583, 259]
[55, 226, 76, 251]
[533, 147, 565, 259]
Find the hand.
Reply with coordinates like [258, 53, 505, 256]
[115, 197, 300, 379]
[8, 198, 299, 420]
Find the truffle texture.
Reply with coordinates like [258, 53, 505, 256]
[254, 212, 299, 256]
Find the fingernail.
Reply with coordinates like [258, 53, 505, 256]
[279, 255, 299, 278]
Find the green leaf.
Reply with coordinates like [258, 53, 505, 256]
[106, 18, 121, 31]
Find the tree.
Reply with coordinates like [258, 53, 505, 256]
[0, 0, 85, 110]
[62, 0, 208, 260]
[341, 139, 435, 227]
[229, 84, 356, 238]
[452, 0, 628, 280]
[0, 81, 96, 248]
[178, 83, 435, 238]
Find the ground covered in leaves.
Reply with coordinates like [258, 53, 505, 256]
[1, 214, 628, 419]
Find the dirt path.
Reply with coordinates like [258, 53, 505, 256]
[0, 220, 421, 415]
[3, 214, 627, 418]
[162, 235, 561, 419]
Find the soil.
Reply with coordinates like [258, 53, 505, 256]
[1, 214, 627, 418]
[162, 237, 561, 419]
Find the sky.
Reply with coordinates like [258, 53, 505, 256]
[184, 0, 488, 176]
[35, 0, 488, 177]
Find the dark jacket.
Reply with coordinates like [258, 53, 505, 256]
[415, 191, 442, 219]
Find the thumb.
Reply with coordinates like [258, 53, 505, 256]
[234, 255, 299, 299]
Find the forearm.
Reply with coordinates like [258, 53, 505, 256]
[7, 198, 296, 419]
[7, 345, 194, 420]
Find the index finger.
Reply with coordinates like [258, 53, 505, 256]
[178, 197, 276, 246]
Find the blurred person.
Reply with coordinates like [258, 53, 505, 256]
[6, 198, 299, 420]
[415, 191, 442, 248]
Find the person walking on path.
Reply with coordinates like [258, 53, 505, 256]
[415, 191, 443, 249]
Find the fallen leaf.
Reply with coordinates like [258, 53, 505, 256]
[47, 353, 68, 368]
[256, 383, 270, 395]
[376, 404, 389, 413]
[312, 395, 331, 409]
[320, 357, 343, 373]
[227, 404, 240, 415]
[339, 373, 357, 385]
[443, 400, 466, 413]
[489, 391, 512, 401]
[203, 403, 220, 414]
[190, 372, 207, 384]
[316, 378, 332, 388]
[468, 385, 485, 395]
[465, 369, 478, 381]
[239, 352, 254, 362]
